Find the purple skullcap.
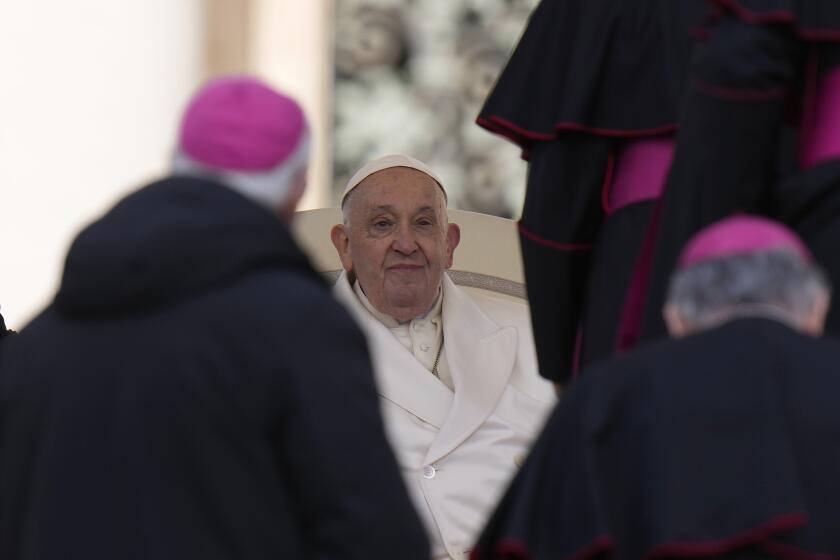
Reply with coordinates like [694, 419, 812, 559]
[179, 76, 307, 171]
[679, 214, 813, 268]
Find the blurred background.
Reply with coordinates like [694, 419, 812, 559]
[0, 0, 535, 329]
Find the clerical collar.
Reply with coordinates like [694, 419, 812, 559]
[352, 280, 443, 328]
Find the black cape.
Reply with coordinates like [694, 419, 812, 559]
[0, 176, 429, 560]
[478, 0, 705, 148]
[473, 319, 840, 559]
[477, 0, 706, 383]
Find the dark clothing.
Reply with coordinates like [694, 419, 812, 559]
[582, 198, 658, 363]
[478, 0, 706, 383]
[473, 318, 840, 559]
[518, 140, 661, 380]
[517, 137, 609, 383]
[776, 159, 840, 333]
[478, 0, 702, 147]
[635, 6, 840, 346]
[715, 0, 840, 37]
[0, 176, 428, 560]
[635, 14, 805, 345]
[0, 311, 11, 339]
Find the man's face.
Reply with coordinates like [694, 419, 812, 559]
[331, 167, 460, 322]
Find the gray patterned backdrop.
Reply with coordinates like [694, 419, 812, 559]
[333, 0, 537, 218]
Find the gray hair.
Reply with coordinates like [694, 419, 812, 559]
[171, 129, 310, 211]
[666, 250, 831, 330]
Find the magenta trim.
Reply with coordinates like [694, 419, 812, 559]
[567, 535, 614, 560]
[469, 515, 813, 560]
[551, 121, 678, 139]
[799, 47, 821, 169]
[607, 138, 674, 213]
[477, 115, 554, 144]
[518, 223, 594, 252]
[693, 78, 788, 101]
[646, 511, 808, 559]
[799, 30, 840, 41]
[800, 66, 840, 168]
[476, 115, 680, 149]
[600, 151, 617, 215]
[714, 0, 840, 41]
[759, 539, 840, 560]
[614, 198, 664, 352]
[714, 0, 793, 24]
[487, 537, 619, 560]
[493, 539, 532, 559]
[691, 27, 712, 41]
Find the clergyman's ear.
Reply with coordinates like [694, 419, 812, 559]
[802, 288, 831, 336]
[662, 303, 689, 338]
[330, 224, 354, 273]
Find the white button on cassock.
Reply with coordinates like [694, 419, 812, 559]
[422, 465, 436, 479]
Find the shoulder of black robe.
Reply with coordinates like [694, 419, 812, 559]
[477, 0, 706, 151]
[472, 318, 840, 559]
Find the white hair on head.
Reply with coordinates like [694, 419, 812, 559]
[666, 249, 831, 331]
[172, 127, 311, 211]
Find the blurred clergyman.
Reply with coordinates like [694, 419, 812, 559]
[473, 215, 840, 559]
[330, 154, 555, 560]
[0, 77, 428, 560]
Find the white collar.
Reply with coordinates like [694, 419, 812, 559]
[352, 279, 443, 329]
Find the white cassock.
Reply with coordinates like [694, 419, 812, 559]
[333, 271, 556, 560]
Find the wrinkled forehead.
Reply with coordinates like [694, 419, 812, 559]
[342, 154, 447, 203]
[348, 168, 448, 215]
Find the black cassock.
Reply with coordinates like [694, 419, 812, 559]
[472, 318, 840, 559]
[478, 0, 706, 383]
[636, 1, 840, 346]
[480, 0, 840, 384]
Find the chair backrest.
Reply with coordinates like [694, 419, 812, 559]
[292, 207, 527, 302]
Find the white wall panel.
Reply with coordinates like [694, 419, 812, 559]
[0, 0, 204, 328]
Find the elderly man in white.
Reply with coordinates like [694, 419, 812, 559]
[330, 154, 555, 560]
